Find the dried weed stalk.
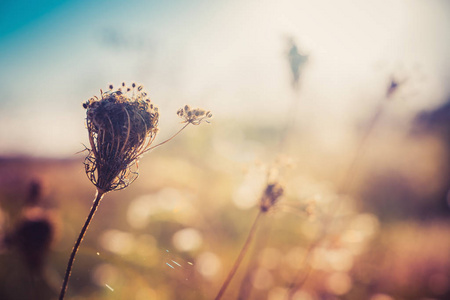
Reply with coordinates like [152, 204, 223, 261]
[286, 77, 403, 298]
[214, 172, 283, 300]
[59, 83, 211, 300]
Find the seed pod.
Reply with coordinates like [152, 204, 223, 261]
[83, 85, 159, 191]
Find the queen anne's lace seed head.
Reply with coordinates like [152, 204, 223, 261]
[83, 83, 159, 192]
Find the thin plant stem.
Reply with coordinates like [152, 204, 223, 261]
[234, 73, 302, 300]
[286, 240, 319, 298]
[236, 215, 272, 300]
[336, 102, 384, 194]
[278, 88, 301, 153]
[144, 123, 190, 153]
[214, 211, 263, 300]
[286, 101, 387, 298]
[59, 188, 105, 300]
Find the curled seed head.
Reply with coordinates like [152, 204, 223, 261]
[83, 83, 159, 192]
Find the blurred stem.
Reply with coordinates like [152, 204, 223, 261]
[286, 101, 387, 298]
[236, 215, 271, 300]
[59, 188, 105, 300]
[145, 123, 190, 153]
[336, 102, 384, 194]
[278, 88, 301, 153]
[286, 241, 317, 299]
[214, 211, 263, 300]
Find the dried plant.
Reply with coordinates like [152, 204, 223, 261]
[214, 175, 283, 300]
[259, 183, 284, 213]
[285, 77, 403, 298]
[59, 83, 211, 300]
[177, 104, 212, 125]
[83, 83, 159, 192]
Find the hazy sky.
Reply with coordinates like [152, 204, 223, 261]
[0, 0, 449, 157]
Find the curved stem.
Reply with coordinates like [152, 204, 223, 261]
[214, 211, 263, 300]
[144, 123, 190, 153]
[59, 189, 105, 300]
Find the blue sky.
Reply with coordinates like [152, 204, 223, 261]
[0, 0, 449, 157]
[0, 0, 72, 38]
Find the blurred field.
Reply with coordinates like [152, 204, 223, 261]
[1, 2, 449, 299]
[0, 108, 449, 300]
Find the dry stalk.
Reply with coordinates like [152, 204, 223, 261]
[59, 83, 211, 300]
[286, 78, 402, 298]
[214, 182, 283, 300]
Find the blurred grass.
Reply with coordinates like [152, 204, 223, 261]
[0, 118, 449, 300]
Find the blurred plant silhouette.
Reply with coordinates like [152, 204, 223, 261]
[214, 168, 284, 300]
[0, 179, 59, 300]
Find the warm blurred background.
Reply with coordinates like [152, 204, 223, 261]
[0, 0, 449, 299]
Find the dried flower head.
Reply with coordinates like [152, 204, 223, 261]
[260, 182, 284, 212]
[83, 83, 159, 192]
[177, 105, 212, 125]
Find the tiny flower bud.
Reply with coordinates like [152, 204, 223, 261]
[260, 183, 284, 212]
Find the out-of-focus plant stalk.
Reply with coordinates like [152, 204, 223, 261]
[215, 182, 284, 300]
[214, 211, 263, 300]
[286, 78, 403, 298]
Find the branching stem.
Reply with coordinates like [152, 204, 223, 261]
[145, 123, 190, 153]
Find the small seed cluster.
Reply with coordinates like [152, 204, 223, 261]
[177, 105, 212, 125]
